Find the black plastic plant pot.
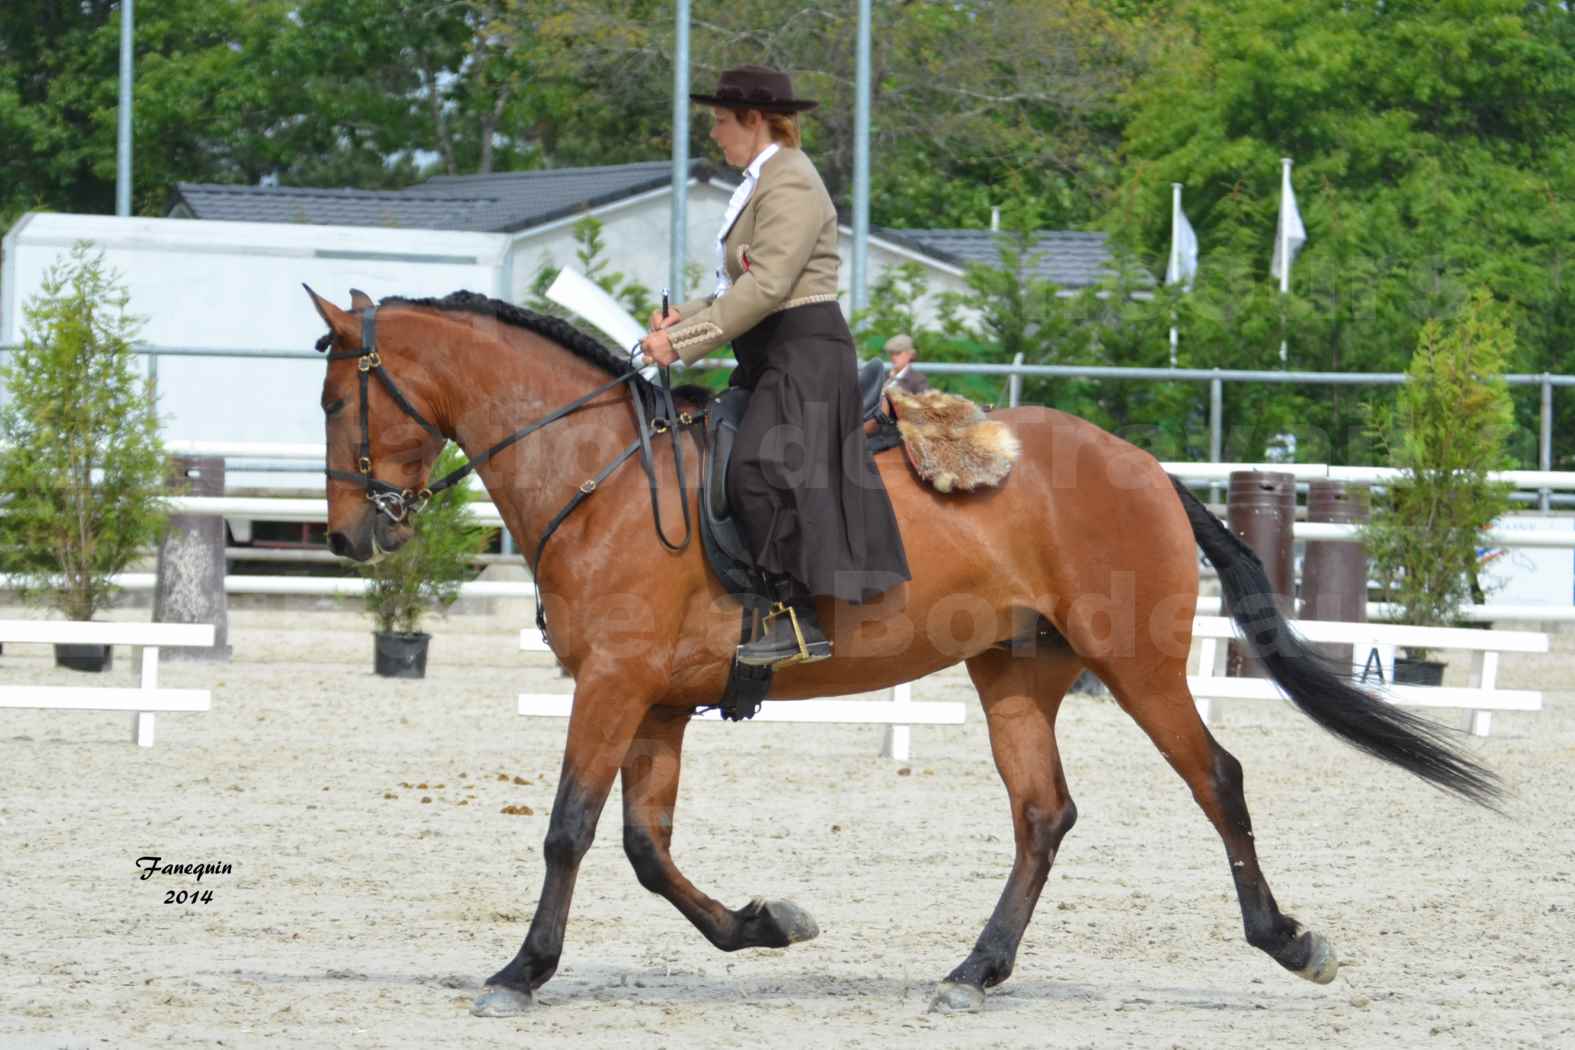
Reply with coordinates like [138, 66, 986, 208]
[1393, 657, 1445, 687]
[373, 631, 431, 679]
[54, 642, 113, 673]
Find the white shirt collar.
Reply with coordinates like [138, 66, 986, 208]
[713, 144, 781, 297]
[743, 142, 779, 181]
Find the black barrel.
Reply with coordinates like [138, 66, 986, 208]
[1300, 480, 1370, 669]
[1226, 470, 1295, 677]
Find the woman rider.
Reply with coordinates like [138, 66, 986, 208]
[641, 64, 910, 669]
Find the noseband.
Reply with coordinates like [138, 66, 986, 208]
[318, 305, 695, 637]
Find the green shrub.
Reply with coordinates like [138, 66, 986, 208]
[0, 242, 166, 620]
[1364, 290, 1516, 648]
[360, 442, 491, 635]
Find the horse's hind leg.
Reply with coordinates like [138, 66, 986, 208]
[620, 706, 819, 950]
[931, 646, 1083, 1013]
[1091, 658, 1340, 984]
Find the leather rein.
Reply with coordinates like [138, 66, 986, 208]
[319, 306, 696, 637]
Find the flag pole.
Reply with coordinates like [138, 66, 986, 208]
[851, 0, 872, 318]
[669, 0, 690, 303]
[1278, 157, 1291, 362]
[1169, 182, 1181, 367]
[1279, 158, 1292, 295]
[116, 0, 134, 217]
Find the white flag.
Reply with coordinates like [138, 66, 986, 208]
[1167, 206, 1198, 289]
[1271, 169, 1306, 283]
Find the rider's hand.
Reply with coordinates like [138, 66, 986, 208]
[641, 329, 679, 367]
[648, 307, 682, 331]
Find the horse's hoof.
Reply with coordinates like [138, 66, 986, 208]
[1295, 931, 1339, 984]
[928, 980, 986, 1013]
[470, 984, 535, 1016]
[760, 898, 819, 944]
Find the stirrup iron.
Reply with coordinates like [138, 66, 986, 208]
[737, 601, 832, 669]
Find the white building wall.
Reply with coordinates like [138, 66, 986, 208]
[505, 181, 735, 307]
[1, 213, 507, 451]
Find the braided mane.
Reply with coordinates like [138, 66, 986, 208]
[381, 290, 653, 393]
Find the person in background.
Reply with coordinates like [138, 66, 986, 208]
[884, 333, 930, 394]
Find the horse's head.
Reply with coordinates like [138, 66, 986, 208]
[305, 286, 448, 563]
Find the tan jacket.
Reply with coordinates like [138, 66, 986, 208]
[667, 146, 840, 365]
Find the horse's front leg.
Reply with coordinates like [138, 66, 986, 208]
[471, 679, 651, 1017]
[621, 705, 819, 950]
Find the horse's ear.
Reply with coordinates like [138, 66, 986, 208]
[349, 288, 374, 311]
[303, 284, 357, 349]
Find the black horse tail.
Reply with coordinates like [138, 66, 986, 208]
[1171, 476, 1504, 809]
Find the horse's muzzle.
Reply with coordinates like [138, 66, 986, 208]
[328, 511, 410, 562]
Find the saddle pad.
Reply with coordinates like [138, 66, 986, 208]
[887, 387, 1021, 493]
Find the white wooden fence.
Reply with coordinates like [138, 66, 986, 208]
[1190, 616, 1547, 736]
[0, 620, 215, 746]
[514, 629, 966, 762]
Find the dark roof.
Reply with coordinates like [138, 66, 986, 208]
[172, 183, 502, 231]
[170, 166, 1128, 288]
[170, 161, 723, 234]
[877, 228, 1124, 290]
[407, 161, 717, 232]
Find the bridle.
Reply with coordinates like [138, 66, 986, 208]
[319, 305, 696, 636]
[321, 308, 444, 524]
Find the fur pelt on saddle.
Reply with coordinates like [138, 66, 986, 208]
[885, 387, 1021, 493]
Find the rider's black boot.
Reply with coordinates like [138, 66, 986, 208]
[737, 578, 832, 669]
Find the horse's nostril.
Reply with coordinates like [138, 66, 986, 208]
[328, 532, 351, 558]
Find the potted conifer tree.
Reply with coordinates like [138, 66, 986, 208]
[1363, 291, 1516, 684]
[359, 442, 489, 678]
[0, 243, 167, 671]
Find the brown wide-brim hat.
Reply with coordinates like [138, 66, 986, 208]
[691, 64, 818, 114]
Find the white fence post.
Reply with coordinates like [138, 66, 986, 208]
[880, 682, 913, 762]
[135, 644, 160, 747]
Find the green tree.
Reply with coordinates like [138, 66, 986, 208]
[522, 0, 1149, 228]
[1364, 291, 1517, 638]
[1110, 0, 1575, 464]
[0, 0, 565, 223]
[0, 242, 166, 620]
[1, 1, 313, 217]
[852, 262, 931, 359]
[360, 443, 490, 636]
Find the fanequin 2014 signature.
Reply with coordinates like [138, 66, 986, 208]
[136, 856, 233, 904]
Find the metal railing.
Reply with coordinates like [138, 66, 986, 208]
[3, 344, 1571, 507]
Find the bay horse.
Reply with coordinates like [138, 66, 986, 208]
[304, 287, 1499, 1017]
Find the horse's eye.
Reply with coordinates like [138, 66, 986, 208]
[323, 398, 346, 418]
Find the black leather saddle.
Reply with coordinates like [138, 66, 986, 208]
[699, 359, 898, 611]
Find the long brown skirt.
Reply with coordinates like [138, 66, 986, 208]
[727, 301, 911, 603]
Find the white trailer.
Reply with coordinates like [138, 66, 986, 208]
[1, 212, 509, 450]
